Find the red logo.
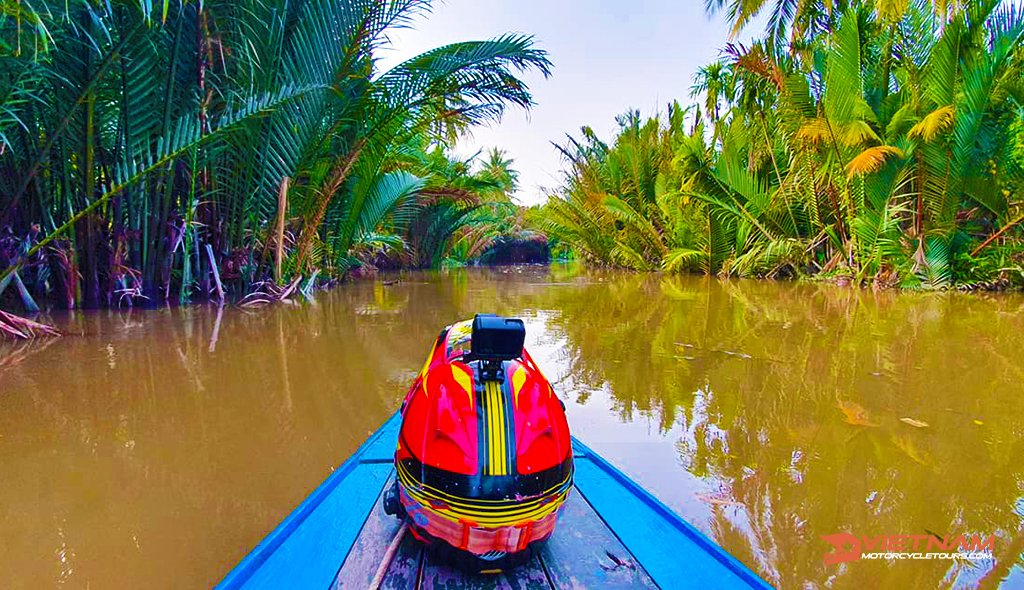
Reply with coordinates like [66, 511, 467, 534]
[821, 533, 862, 565]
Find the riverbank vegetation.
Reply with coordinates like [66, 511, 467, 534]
[0, 0, 547, 322]
[539, 0, 1024, 289]
[530, 269, 1024, 587]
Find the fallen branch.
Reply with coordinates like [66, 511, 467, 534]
[971, 212, 1024, 257]
[12, 272, 40, 313]
[0, 310, 61, 340]
[301, 270, 320, 300]
[0, 268, 39, 312]
[277, 276, 302, 301]
[206, 243, 224, 302]
[238, 276, 303, 308]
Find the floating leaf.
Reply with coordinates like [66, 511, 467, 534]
[838, 400, 878, 427]
[891, 434, 930, 465]
[973, 420, 984, 426]
[900, 417, 929, 428]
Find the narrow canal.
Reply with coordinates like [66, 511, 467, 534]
[2, 266, 1022, 588]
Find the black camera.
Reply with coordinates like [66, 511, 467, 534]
[470, 314, 526, 363]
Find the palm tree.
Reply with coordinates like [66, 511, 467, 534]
[704, 0, 968, 53]
[704, 0, 850, 50]
[0, 0, 551, 310]
[542, 0, 1024, 287]
[478, 148, 520, 197]
[692, 61, 735, 127]
[542, 106, 693, 270]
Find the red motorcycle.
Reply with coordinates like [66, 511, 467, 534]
[384, 315, 573, 572]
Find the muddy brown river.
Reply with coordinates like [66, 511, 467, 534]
[2, 266, 1023, 589]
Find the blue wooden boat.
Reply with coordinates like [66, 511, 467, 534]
[217, 413, 772, 589]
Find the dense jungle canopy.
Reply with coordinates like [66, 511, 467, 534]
[0, 0, 547, 315]
[539, 0, 1024, 289]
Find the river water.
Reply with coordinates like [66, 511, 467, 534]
[2, 265, 1023, 589]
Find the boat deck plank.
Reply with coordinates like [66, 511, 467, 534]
[335, 474, 555, 589]
[538, 490, 658, 589]
[330, 476, 405, 589]
[376, 532, 423, 590]
[220, 414, 773, 590]
[418, 555, 550, 590]
[335, 475, 657, 589]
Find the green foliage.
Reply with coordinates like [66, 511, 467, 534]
[0, 0, 549, 308]
[540, 0, 1024, 288]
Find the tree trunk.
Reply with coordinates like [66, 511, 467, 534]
[275, 177, 290, 284]
[293, 142, 365, 273]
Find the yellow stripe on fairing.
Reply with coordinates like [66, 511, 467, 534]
[485, 382, 493, 475]
[418, 341, 436, 397]
[494, 383, 504, 475]
[451, 364, 474, 408]
[491, 383, 500, 476]
[495, 383, 507, 475]
[406, 494, 568, 526]
[395, 465, 569, 519]
[396, 467, 571, 515]
[407, 489, 569, 527]
[486, 382, 494, 475]
[398, 468, 571, 526]
[486, 381, 507, 476]
[511, 366, 526, 407]
[395, 460, 571, 507]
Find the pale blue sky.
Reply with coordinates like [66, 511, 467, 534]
[380, 0, 761, 205]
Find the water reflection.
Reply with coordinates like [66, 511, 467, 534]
[1, 266, 1022, 588]
[527, 271, 1024, 589]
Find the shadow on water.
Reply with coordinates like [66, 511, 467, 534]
[1, 265, 1022, 588]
